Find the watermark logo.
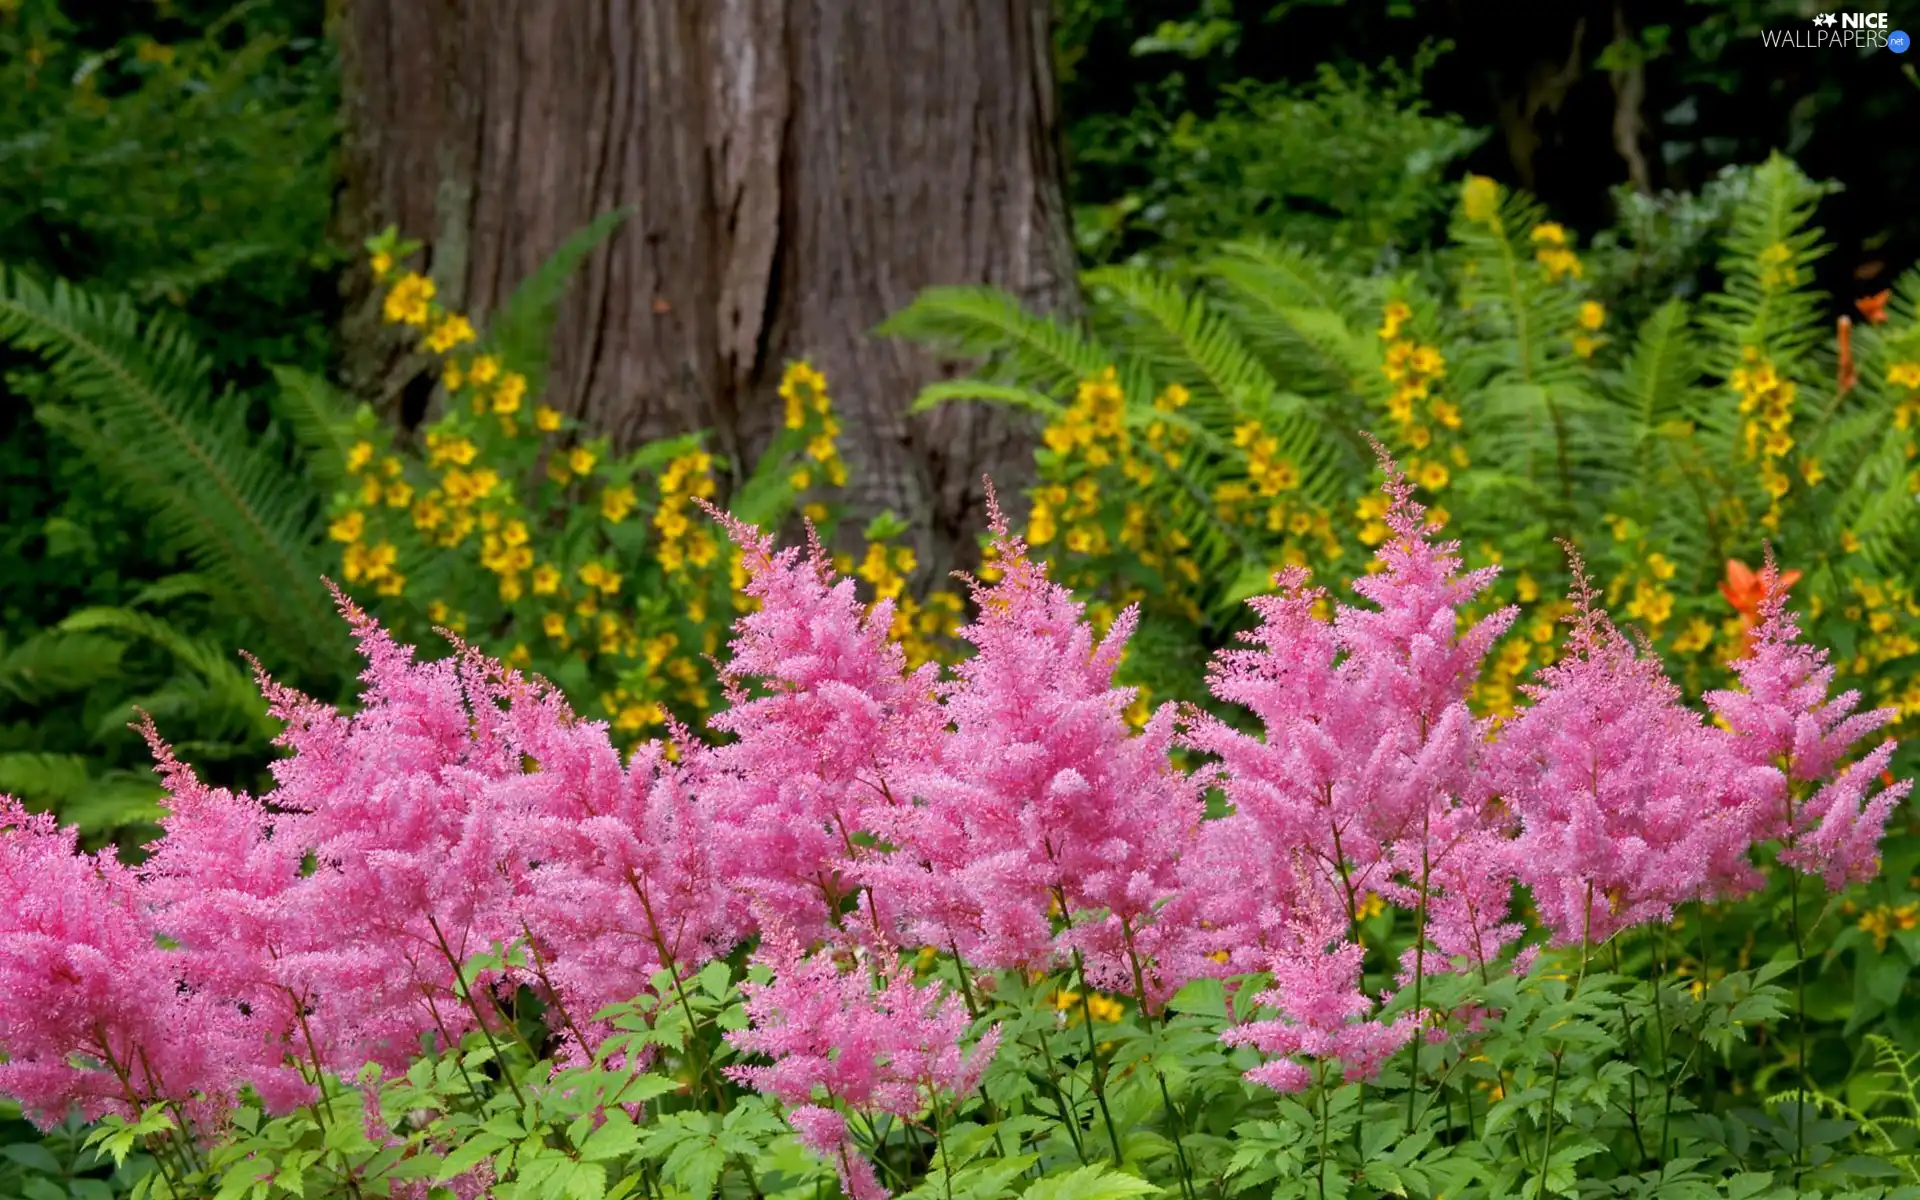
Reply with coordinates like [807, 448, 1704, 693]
[1762, 11, 1907, 49]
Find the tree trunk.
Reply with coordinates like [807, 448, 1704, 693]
[331, 0, 1077, 578]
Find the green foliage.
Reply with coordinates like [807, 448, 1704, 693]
[887, 154, 1920, 747]
[1068, 49, 1484, 269]
[79, 927, 1920, 1200]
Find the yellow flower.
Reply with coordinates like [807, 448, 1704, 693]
[1578, 300, 1606, 331]
[1530, 222, 1568, 246]
[1379, 300, 1413, 341]
[542, 612, 568, 640]
[779, 361, 831, 428]
[1800, 457, 1826, 486]
[1409, 344, 1446, 376]
[1671, 617, 1715, 654]
[530, 563, 561, 596]
[1572, 334, 1601, 359]
[1462, 175, 1500, 224]
[1647, 552, 1676, 581]
[328, 510, 365, 543]
[346, 441, 374, 473]
[492, 372, 527, 415]
[425, 314, 476, 353]
[1888, 362, 1920, 390]
[568, 445, 598, 477]
[382, 273, 436, 326]
[601, 484, 637, 523]
[1417, 460, 1450, 491]
[384, 480, 414, 509]
[410, 495, 445, 531]
[468, 355, 500, 386]
[442, 362, 464, 392]
[498, 574, 525, 603]
[535, 405, 562, 432]
[370, 251, 393, 277]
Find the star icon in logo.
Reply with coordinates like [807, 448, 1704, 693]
[1812, 11, 1837, 25]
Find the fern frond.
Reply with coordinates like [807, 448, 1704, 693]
[0, 630, 127, 703]
[270, 366, 362, 490]
[1700, 152, 1831, 375]
[910, 381, 1066, 420]
[0, 265, 344, 680]
[879, 286, 1112, 395]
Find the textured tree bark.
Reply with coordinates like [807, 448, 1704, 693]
[331, 0, 1077, 577]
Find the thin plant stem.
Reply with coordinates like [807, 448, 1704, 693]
[1536, 883, 1593, 1198]
[426, 915, 528, 1110]
[1031, 1024, 1088, 1164]
[1406, 819, 1431, 1135]
[1609, 939, 1648, 1164]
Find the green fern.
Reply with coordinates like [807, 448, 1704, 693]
[0, 264, 347, 683]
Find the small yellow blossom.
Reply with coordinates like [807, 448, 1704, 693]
[382, 273, 435, 326]
[601, 484, 637, 523]
[1578, 300, 1606, 331]
[425, 315, 476, 353]
[1462, 175, 1500, 224]
[535, 405, 563, 432]
[569, 446, 598, 476]
[346, 441, 374, 473]
[328, 510, 365, 543]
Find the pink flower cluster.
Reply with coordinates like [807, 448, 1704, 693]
[0, 458, 1907, 1198]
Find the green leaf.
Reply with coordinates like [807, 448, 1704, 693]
[578, 1109, 641, 1163]
[1022, 1164, 1161, 1200]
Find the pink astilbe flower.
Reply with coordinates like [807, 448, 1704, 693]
[1497, 554, 1759, 944]
[137, 719, 314, 1114]
[1186, 454, 1519, 979]
[505, 676, 745, 1064]
[0, 797, 244, 1131]
[1219, 917, 1419, 1093]
[1707, 562, 1911, 889]
[890, 493, 1208, 1007]
[700, 510, 945, 948]
[235, 594, 533, 1077]
[725, 923, 999, 1200]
